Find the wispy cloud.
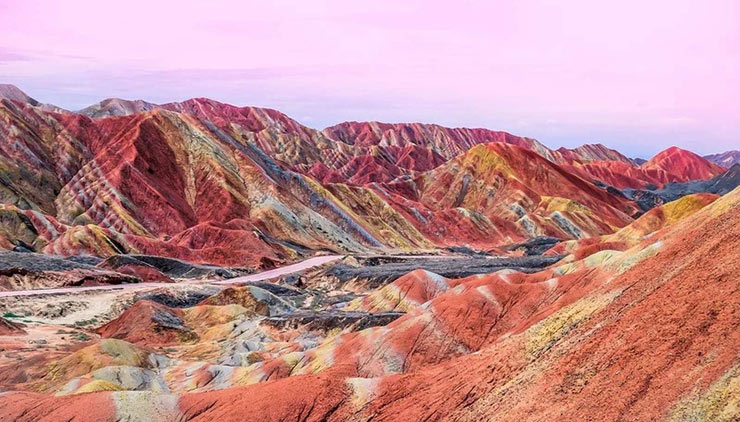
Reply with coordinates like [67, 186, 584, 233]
[0, 0, 737, 156]
[0, 48, 34, 63]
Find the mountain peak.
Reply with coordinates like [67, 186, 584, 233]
[0, 84, 40, 106]
[556, 143, 634, 165]
[644, 145, 725, 182]
[646, 146, 705, 164]
[78, 97, 158, 118]
[651, 145, 684, 156]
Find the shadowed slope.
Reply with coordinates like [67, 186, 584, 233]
[705, 150, 740, 167]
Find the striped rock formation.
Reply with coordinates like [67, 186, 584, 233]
[0, 84, 739, 420]
[1, 185, 739, 421]
[705, 150, 740, 167]
[0, 86, 683, 272]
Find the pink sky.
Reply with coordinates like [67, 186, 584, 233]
[1, 0, 738, 156]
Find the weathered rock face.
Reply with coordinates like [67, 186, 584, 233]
[0, 251, 139, 291]
[555, 143, 636, 165]
[323, 121, 558, 165]
[418, 143, 639, 241]
[621, 163, 740, 211]
[1, 86, 732, 271]
[96, 300, 199, 345]
[642, 146, 725, 183]
[1, 94, 385, 267]
[557, 146, 725, 191]
[2, 187, 736, 422]
[705, 150, 740, 167]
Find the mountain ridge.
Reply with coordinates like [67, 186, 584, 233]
[0, 84, 735, 268]
[705, 150, 740, 167]
[5, 83, 727, 179]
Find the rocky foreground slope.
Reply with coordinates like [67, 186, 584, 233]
[1, 182, 738, 421]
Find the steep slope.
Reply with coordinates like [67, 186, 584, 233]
[83, 97, 361, 180]
[0, 84, 41, 106]
[0, 84, 67, 113]
[705, 150, 740, 167]
[0, 99, 91, 214]
[561, 146, 726, 190]
[17, 107, 402, 265]
[554, 147, 732, 191]
[418, 142, 638, 241]
[0, 92, 648, 265]
[642, 146, 725, 182]
[0, 99, 378, 266]
[3, 187, 739, 421]
[84, 103, 560, 185]
[75, 95, 733, 193]
[566, 160, 665, 189]
[6, 95, 522, 265]
[0, 86, 729, 272]
[322, 124, 668, 190]
[80, 98, 722, 192]
[621, 163, 740, 211]
[704, 163, 740, 194]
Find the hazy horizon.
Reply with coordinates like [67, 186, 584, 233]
[1, 0, 738, 157]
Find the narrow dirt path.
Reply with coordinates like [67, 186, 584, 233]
[0, 255, 343, 298]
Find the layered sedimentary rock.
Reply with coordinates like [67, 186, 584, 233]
[641, 146, 725, 183]
[0, 87, 663, 270]
[560, 146, 724, 190]
[554, 143, 635, 164]
[2, 187, 739, 421]
[417, 142, 638, 241]
[705, 150, 740, 167]
[0, 96, 388, 267]
[622, 163, 740, 211]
